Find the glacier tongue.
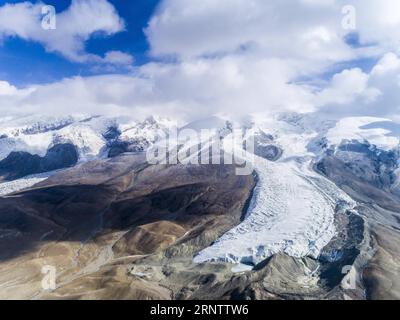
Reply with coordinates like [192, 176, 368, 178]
[194, 151, 355, 266]
[0, 171, 57, 197]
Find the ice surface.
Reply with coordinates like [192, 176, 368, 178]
[194, 116, 356, 266]
[231, 264, 254, 273]
[0, 113, 393, 266]
[194, 154, 355, 265]
[0, 171, 57, 196]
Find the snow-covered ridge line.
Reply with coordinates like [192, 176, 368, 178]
[1, 112, 399, 266]
[0, 114, 177, 162]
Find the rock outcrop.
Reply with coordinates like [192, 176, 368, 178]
[0, 143, 78, 181]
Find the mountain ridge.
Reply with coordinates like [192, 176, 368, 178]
[0, 112, 399, 299]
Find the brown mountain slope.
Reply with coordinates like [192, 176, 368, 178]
[0, 154, 256, 299]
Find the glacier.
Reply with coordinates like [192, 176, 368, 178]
[194, 116, 357, 266]
[1, 112, 397, 266]
[194, 155, 355, 265]
[0, 171, 57, 197]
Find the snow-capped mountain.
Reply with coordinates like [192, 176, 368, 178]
[0, 115, 107, 161]
[3, 112, 397, 164]
[1, 112, 400, 270]
[164, 113, 400, 267]
[193, 113, 400, 267]
[0, 114, 177, 165]
[0, 111, 400, 300]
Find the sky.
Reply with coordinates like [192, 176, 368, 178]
[0, 0, 400, 122]
[0, 0, 159, 84]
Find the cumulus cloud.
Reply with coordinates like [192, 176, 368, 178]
[146, 0, 354, 66]
[315, 52, 400, 119]
[103, 51, 134, 65]
[146, 0, 400, 60]
[0, 57, 315, 121]
[353, 0, 400, 51]
[0, 0, 133, 65]
[0, 81, 18, 96]
[4, 51, 399, 122]
[316, 68, 380, 107]
[1, 0, 400, 123]
[367, 53, 400, 118]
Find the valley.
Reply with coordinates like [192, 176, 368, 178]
[0, 113, 399, 300]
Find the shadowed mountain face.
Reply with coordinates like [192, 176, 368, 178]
[0, 144, 78, 182]
[315, 142, 400, 300]
[0, 154, 256, 299]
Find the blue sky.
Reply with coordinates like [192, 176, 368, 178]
[0, 0, 160, 85]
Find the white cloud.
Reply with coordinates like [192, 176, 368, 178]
[146, 0, 354, 67]
[371, 52, 400, 77]
[0, 81, 18, 96]
[366, 53, 400, 117]
[0, 55, 315, 121]
[315, 52, 400, 118]
[352, 0, 400, 51]
[316, 68, 380, 107]
[2, 0, 400, 123]
[146, 0, 400, 61]
[1, 52, 400, 122]
[103, 51, 134, 65]
[0, 0, 133, 65]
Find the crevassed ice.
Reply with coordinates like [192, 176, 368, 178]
[194, 146, 355, 266]
[0, 171, 56, 196]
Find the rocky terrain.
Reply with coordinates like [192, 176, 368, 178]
[0, 113, 399, 300]
[0, 154, 256, 299]
[0, 144, 78, 181]
[315, 141, 400, 299]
